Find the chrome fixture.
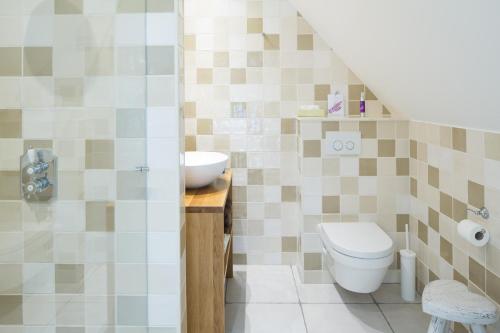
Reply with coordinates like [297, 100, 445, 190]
[135, 166, 150, 173]
[466, 207, 490, 220]
[21, 149, 57, 202]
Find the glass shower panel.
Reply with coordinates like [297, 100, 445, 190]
[0, 1, 149, 331]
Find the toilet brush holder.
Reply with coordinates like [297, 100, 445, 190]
[400, 249, 416, 302]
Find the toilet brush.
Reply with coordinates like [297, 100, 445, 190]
[400, 224, 416, 302]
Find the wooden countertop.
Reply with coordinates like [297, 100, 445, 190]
[184, 169, 232, 213]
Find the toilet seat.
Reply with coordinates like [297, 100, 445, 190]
[318, 222, 393, 259]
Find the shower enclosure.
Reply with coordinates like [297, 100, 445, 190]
[0, 0, 184, 331]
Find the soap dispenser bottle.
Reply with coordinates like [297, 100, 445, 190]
[360, 91, 366, 117]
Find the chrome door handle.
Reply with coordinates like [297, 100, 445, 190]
[135, 166, 150, 173]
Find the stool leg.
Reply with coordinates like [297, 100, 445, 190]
[427, 316, 450, 333]
[470, 325, 487, 333]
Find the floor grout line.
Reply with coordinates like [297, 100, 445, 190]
[290, 265, 310, 333]
[226, 301, 411, 305]
[225, 302, 301, 305]
[371, 293, 396, 333]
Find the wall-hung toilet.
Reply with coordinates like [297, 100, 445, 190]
[318, 223, 394, 293]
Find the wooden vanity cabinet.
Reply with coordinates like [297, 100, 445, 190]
[185, 170, 233, 333]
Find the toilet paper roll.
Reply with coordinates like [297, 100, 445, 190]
[457, 219, 489, 247]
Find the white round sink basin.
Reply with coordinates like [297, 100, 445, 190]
[185, 151, 228, 189]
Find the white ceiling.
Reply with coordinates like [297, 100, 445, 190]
[289, 0, 500, 131]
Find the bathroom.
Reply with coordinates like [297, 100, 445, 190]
[0, 0, 499, 332]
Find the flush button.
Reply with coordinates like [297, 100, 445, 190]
[333, 140, 343, 151]
[345, 141, 355, 150]
[325, 131, 361, 156]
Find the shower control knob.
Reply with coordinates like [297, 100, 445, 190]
[26, 178, 50, 194]
[345, 141, 355, 150]
[26, 162, 49, 175]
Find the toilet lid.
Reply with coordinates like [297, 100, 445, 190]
[318, 223, 393, 259]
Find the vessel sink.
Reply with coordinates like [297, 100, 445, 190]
[185, 151, 228, 189]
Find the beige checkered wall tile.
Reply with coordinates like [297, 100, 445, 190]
[410, 121, 500, 308]
[185, 0, 386, 266]
[185, 0, 402, 279]
[297, 118, 410, 283]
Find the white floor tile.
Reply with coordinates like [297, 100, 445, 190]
[371, 284, 421, 304]
[379, 304, 430, 333]
[226, 265, 299, 304]
[225, 303, 307, 333]
[292, 267, 373, 304]
[302, 304, 392, 333]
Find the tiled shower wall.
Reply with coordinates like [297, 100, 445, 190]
[184, 0, 390, 264]
[297, 118, 411, 283]
[148, 0, 186, 331]
[409, 121, 500, 331]
[0, 0, 184, 331]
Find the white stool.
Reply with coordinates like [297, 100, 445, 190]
[422, 280, 498, 333]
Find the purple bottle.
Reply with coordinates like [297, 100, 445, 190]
[360, 92, 366, 117]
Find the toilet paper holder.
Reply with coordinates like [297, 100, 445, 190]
[466, 207, 490, 220]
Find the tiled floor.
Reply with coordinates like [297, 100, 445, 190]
[225, 265, 429, 333]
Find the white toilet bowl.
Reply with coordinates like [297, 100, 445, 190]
[318, 222, 394, 293]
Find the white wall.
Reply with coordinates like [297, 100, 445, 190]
[289, 0, 500, 131]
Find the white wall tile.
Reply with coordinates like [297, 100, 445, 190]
[0, 17, 23, 46]
[115, 14, 146, 46]
[23, 295, 55, 325]
[23, 264, 55, 294]
[84, 170, 116, 201]
[148, 294, 179, 326]
[146, 13, 177, 46]
[147, 232, 180, 264]
[23, 16, 53, 46]
[0, 78, 21, 107]
[147, 107, 179, 138]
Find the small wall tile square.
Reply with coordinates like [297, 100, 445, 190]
[147, 0, 175, 13]
[116, 296, 148, 326]
[55, 264, 84, 294]
[24, 231, 53, 263]
[0, 295, 22, 324]
[0, 48, 22, 76]
[297, 34, 313, 50]
[247, 18, 263, 33]
[0, 171, 21, 200]
[0, 109, 22, 138]
[23, 47, 53, 76]
[55, 78, 83, 106]
[147, 46, 175, 75]
[85, 140, 114, 169]
[117, 0, 146, 13]
[0, 264, 22, 294]
[55, 0, 83, 14]
[116, 109, 146, 138]
[116, 171, 146, 200]
[85, 47, 114, 76]
[86, 202, 115, 231]
[485, 132, 500, 161]
[264, 34, 280, 50]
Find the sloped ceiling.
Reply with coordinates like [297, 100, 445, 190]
[289, 0, 500, 131]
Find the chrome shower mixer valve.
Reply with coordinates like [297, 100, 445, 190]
[20, 149, 57, 202]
